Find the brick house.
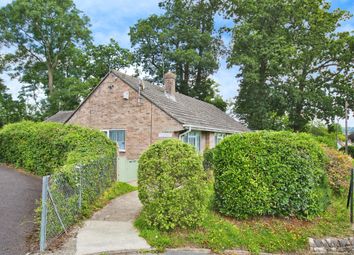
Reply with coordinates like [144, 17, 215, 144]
[47, 70, 248, 181]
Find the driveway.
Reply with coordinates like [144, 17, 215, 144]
[0, 165, 42, 255]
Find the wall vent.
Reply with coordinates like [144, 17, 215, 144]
[123, 91, 129, 100]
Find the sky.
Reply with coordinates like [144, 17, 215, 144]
[1, 0, 354, 125]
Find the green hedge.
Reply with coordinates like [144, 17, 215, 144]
[0, 121, 116, 175]
[213, 131, 330, 219]
[138, 139, 208, 231]
[0, 121, 117, 240]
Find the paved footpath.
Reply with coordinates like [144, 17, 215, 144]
[43, 191, 150, 255]
[76, 191, 150, 255]
[0, 165, 41, 255]
[40, 191, 221, 255]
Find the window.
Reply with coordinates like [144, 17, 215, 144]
[181, 131, 201, 151]
[102, 129, 126, 151]
[215, 133, 226, 145]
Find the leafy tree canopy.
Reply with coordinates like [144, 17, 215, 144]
[130, 0, 227, 110]
[225, 0, 354, 131]
[0, 0, 132, 117]
[0, 78, 27, 127]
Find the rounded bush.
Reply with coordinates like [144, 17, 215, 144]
[323, 147, 352, 195]
[213, 131, 330, 219]
[138, 139, 208, 230]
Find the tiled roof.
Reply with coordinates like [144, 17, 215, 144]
[113, 71, 248, 133]
[45, 111, 74, 123]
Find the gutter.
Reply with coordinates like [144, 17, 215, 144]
[178, 126, 192, 140]
[182, 124, 243, 134]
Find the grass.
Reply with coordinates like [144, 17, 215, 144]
[82, 181, 137, 218]
[135, 195, 353, 254]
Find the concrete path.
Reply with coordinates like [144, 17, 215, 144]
[0, 165, 41, 255]
[76, 191, 150, 255]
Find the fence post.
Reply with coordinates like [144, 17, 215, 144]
[76, 165, 82, 210]
[116, 156, 119, 181]
[40, 175, 49, 252]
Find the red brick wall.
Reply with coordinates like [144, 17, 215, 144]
[68, 73, 183, 159]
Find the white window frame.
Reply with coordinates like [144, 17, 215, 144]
[101, 129, 126, 152]
[181, 131, 201, 152]
[215, 133, 226, 146]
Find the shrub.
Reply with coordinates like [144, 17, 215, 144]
[323, 147, 352, 195]
[138, 139, 208, 231]
[0, 121, 116, 175]
[339, 145, 354, 158]
[203, 147, 215, 171]
[213, 131, 330, 219]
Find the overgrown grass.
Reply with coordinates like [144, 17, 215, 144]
[82, 182, 137, 217]
[135, 195, 353, 254]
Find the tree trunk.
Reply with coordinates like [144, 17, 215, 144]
[48, 66, 54, 95]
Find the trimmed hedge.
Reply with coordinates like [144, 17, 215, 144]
[0, 121, 117, 240]
[213, 131, 330, 219]
[138, 139, 208, 231]
[0, 121, 116, 175]
[323, 147, 352, 195]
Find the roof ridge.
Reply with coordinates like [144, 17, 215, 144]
[63, 70, 248, 132]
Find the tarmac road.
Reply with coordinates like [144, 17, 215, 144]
[0, 165, 41, 255]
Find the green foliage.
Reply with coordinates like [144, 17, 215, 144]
[138, 139, 208, 231]
[0, 1, 132, 118]
[135, 196, 353, 254]
[0, 80, 27, 127]
[0, 121, 116, 175]
[0, 121, 118, 240]
[203, 147, 215, 171]
[340, 145, 354, 158]
[227, 0, 354, 131]
[129, 0, 226, 109]
[213, 131, 330, 219]
[323, 147, 352, 195]
[306, 124, 344, 149]
[0, 0, 91, 94]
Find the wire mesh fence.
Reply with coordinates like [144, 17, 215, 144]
[40, 155, 117, 251]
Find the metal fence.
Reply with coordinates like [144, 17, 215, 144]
[39, 156, 117, 251]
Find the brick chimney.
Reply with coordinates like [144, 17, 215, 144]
[164, 71, 176, 98]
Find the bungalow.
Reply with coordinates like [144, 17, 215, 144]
[47, 70, 248, 181]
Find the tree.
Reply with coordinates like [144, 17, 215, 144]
[0, 0, 91, 96]
[85, 39, 133, 80]
[0, 1, 133, 117]
[0, 78, 26, 127]
[130, 0, 226, 110]
[225, 0, 354, 131]
[44, 39, 133, 116]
